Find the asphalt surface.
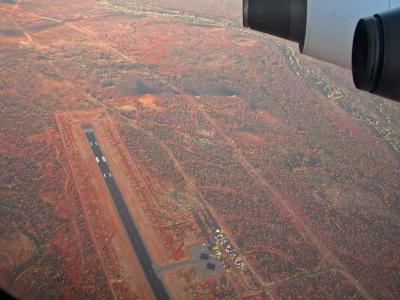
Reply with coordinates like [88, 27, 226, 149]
[85, 129, 170, 300]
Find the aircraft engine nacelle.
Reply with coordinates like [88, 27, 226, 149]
[243, 0, 400, 101]
[352, 7, 400, 101]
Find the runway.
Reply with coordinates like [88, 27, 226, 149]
[84, 127, 170, 300]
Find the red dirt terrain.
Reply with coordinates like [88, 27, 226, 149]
[163, 267, 240, 300]
[1, 0, 400, 299]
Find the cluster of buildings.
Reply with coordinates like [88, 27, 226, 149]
[211, 228, 246, 271]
